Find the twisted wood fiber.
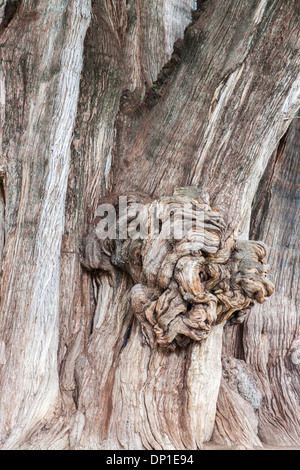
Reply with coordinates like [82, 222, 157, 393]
[81, 187, 274, 350]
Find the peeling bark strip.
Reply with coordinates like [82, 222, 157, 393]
[0, 0, 91, 449]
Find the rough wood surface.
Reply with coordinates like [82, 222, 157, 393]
[229, 115, 299, 446]
[81, 187, 274, 350]
[0, 0, 91, 448]
[217, 113, 300, 448]
[246, 115, 300, 445]
[0, 0, 299, 450]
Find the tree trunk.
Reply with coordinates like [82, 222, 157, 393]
[0, 0, 299, 450]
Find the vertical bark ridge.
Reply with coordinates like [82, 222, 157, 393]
[112, 0, 300, 238]
[217, 114, 300, 448]
[58, 0, 128, 427]
[245, 114, 300, 445]
[0, 0, 91, 449]
[65, 0, 300, 450]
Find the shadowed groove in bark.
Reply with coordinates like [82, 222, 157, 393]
[0, 0, 21, 34]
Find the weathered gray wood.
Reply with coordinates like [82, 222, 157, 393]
[0, 0, 90, 449]
[0, 0, 299, 450]
[218, 113, 300, 448]
[57, 0, 195, 450]
[247, 115, 300, 446]
[63, 0, 299, 451]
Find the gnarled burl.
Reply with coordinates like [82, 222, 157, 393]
[80, 187, 274, 350]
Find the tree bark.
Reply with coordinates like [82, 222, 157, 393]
[0, 0, 91, 448]
[0, 0, 299, 450]
[216, 112, 300, 448]
[249, 116, 300, 446]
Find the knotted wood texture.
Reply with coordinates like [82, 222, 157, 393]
[216, 114, 300, 448]
[58, 0, 300, 449]
[81, 187, 274, 351]
[0, 0, 91, 449]
[0, 0, 299, 450]
[77, 187, 274, 449]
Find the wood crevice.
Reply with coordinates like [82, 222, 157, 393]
[0, 0, 22, 35]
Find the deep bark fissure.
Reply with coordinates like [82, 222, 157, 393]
[0, 0, 21, 34]
[119, 321, 133, 352]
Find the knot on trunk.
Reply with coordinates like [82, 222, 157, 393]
[80, 187, 274, 350]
